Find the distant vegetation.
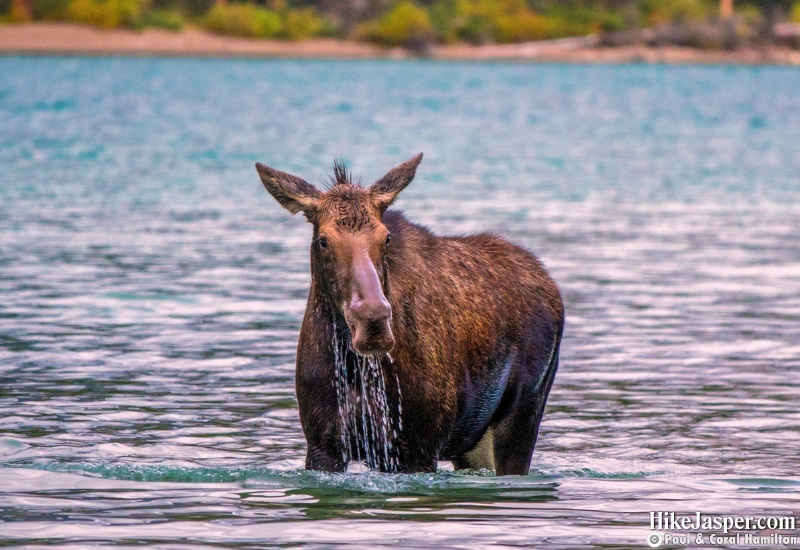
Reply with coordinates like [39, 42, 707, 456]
[3, 0, 800, 49]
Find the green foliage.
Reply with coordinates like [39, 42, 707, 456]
[137, 7, 182, 30]
[596, 11, 626, 32]
[251, 5, 282, 37]
[178, 0, 212, 18]
[6, 0, 799, 45]
[427, 0, 458, 43]
[200, 4, 326, 40]
[314, 15, 340, 38]
[281, 6, 324, 40]
[201, 4, 281, 38]
[34, 0, 72, 20]
[540, 3, 628, 33]
[427, 0, 594, 44]
[358, 1, 435, 47]
[492, 12, 556, 42]
[640, 0, 714, 26]
[737, 3, 763, 26]
[67, 0, 146, 28]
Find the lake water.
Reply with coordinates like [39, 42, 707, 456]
[1, 58, 799, 548]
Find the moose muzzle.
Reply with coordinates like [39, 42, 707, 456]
[346, 255, 395, 355]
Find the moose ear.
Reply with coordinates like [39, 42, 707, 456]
[255, 162, 321, 219]
[369, 153, 423, 212]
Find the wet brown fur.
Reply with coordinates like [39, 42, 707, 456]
[256, 154, 564, 475]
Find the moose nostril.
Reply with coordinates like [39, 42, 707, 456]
[350, 295, 391, 323]
[351, 318, 395, 355]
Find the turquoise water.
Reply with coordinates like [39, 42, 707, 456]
[1, 58, 799, 548]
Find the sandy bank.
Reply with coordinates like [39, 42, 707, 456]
[2, 23, 800, 64]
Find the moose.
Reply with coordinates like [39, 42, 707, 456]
[255, 154, 564, 475]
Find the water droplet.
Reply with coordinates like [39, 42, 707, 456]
[331, 318, 402, 472]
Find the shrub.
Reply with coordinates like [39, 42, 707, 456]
[137, 8, 182, 30]
[429, 0, 594, 45]
[456, 13, 493, 44]
[640, 0, 714, 27]
[179, 0, 212, 18]
[34, 0, 72, 20]
[595, 11, 626, 33]
[201, 4, 281, 39]
[198, 3, 331, 41]
[281, 7, 324, 40]
[314, 16, 340, 38]
[357, 1, 435, 48]
[736, 4, 762, 27]
[492, 12, 555, 42]
[428, 0, 460, 43]
[540, 2, 625, 34]
[67, 0, 146, 28]
[253, 6, 281, 37]
[494, 12, 597, 42]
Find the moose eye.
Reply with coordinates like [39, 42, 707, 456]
[385, 234, 392, 246]
[318, 236, 328, 249]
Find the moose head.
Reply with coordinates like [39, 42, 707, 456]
[256, 154, 423, 356]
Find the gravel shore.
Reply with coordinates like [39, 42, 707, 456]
[2, 23, 800, 64]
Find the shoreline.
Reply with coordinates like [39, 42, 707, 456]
[2, 23, 800, 65]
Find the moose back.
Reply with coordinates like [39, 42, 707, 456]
[255, 154, 564, 475]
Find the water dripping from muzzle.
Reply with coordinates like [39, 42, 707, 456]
[332, 319, 402, 472]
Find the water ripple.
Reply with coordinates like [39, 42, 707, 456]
[1, 58, 799, 548]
